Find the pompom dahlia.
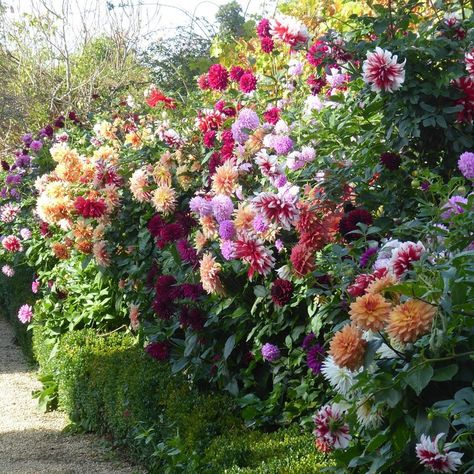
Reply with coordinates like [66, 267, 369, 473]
[313, 404, 351, 452]
[235, 235, 275, 277]
[329, 324, 366, 370]
[362, 47, 406, 93]
[307, 40, 329, 67]
[260, 37, 274, 53]
[199, 252, 225, 295]
[256, 18, 271, 38]
[18, 304, 33, 324]
[207, 64, 229, 91]
[269, 15, 309, 47]
[92, 241, 110, 267]
[387, 299, 436, 343]
[253, 191, 298, 230]
[458, 151, 474, 179]
[229, 66, 245, 82]
[239, 72, 257, 93]
[349, 293, 392, 331]
[218, 220, 236, 240]
[212, 194, 234, 222]
[2, 235, 23, 253]
[416, 433, 463, 473]
[189, 196, 213, 217]
[380, 151, 401, 170]
[271, 278, 293, 306]
[261, 343, 281, 362]
[145, 341, 170, 361]
[2, 265, 15, 277]
[263, 107, 280, 125]
[339, 208, 373, 241]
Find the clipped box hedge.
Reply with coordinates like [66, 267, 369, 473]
[32, 327, 330, 473]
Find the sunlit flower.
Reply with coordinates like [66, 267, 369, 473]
[253, 191, 298, 230]
[199, 252, 225, 295]
[465, 50, 474, 77]
[152, 186, 177, 215]
[349, 293, 392, 331]
[329, 324, 366, 370]
[269, 14, 309, 47]
[387, 299, 437, 343]
[416, 433, 463, 473]
[366, 272, 398, 296]
[389, 241, 425, 277]
[234, 234, 275, 277]
[233, 202, 256, 233]
[313, 404, 351, 452]
[130, 168, 151, 202]
[0, 203, 20, 223]
[18, 304, 34, 324]
[51, 242, 70, 260]
[2, 235, 23, 253]
[93, 240, 110, 267]
[362, 47, 406, 92]
[211, 161, 239, 196]
[321, 356, 357, 397]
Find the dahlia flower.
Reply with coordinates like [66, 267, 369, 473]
[180, 307, 205, 332]
[146, 87, 175, 109]
[446, 193, 469, 218]
[145, 341, 170, 361]
[458, 151, 474, 179]
[231, 108, 260, 144]
[272, 135, 294, 155]
[74, 196, 107, 219]
[366, 272, 398, 295]
[129, 168, 151, 202]
[218, 220, 236, 240]
[239, 72, 257, 93]
[220, 240, 236, 260]
[269, 14, 309, 47]
[416, 433, 463, 473]
[263, 107, 280, 125]
[211, 162, 239, 196]
[387, 299, 437, 343]
[362, 47, 406, 92]
[212, 195, 234, 222]
[356, 399, 383, 429]
[465, 50, 474, 77]
[260, 37, 274, 53]
[307, 344, 324, 374]
[389, 240, 425, 277]
[271, 278, 293, 306]
[189, 196, 213, 217]
[290, 243, 314, 277]
[207, 64, 229, 91]
[253, 191, 298, 231]
[313, 404, 351, 452]
[256, 18, 271, 38]
[339, 208, 373, 241]
[329, 324, 366, 370]
[129, 303, 140, 330]
[31, 279, 40, 294]
[234, 235, 275, 277]
[2, 235, 23, 253]
[261, 343, 281, 362]
[229, 66, 245, 82]
[93, 241, 110, 267]
[0, 203, 20, 223]
[18, 304, 33, 324]
[199, 253, 225, 295]
[176, 239, 198, 266]
[30, 140, 43, 152]
[452, 77, 474, 123]
[307, 40, 329, 67]
[197, 74, 210, 90]
[2, 265, 15, 277]
[152, 186, 177, 215]
[380, 151, 401, 170]
[350, 293, 392, 331]
[255, 150, 283, 181]
[321, 356, 357, 397]
[360, 247, 378, 267]
[196, 109, 225, 134]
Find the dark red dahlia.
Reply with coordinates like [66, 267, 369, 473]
[338, 208, 373, 241]
[147, 214, 164, 237]
[68, 111, 81, 124]
[263, 107, 280, 125]
[256, 18, 271, 38]
[230, 66, 245, 82]
[207, 64, 229, 91]
[260, 37, 274, 53]
[145, 341, 170, 361]
[178, 283, 204, 300]
[180, 307, 205, 331]
[176, 239, 198, 266]
[380, 152, 401, 171]
[74, 196, 107, 219]
[239, 72, 257, 93]
[157, 223, 184, 247]
[208, 151, 222, 175]
[307, 40, 329, 67]
[203, 130, 217, 148]
[271, 278, 294, 306]
[307, 74, 327, 95]
[54, 115, 65, 128]
[152, 298, 175, 320]
[175, 212, 196, 235]
[154, 275, 177, 302]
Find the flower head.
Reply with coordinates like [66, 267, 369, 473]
[390, 241, 425, 277]
[207, 64, 229, 91]
[2, 235, 23, 253]
[339, 208, 373, 241]
[321, 356, 357, 396]
[18, 304, 33, 324]
[145, 341, 170, 361]
[416, 433, 463, 473]
[239, 72, 257, 93]
[307, 344, 324, 374]
[329, 324, 366, 370]
[271, 278, 293, 306]
[211, 162, 239, 196]
[458, 151, 474, 179]
[212, 194, 234, 222]
[387, 299, 436, 343]
[152, 186, 177, 215]
[362, 47, 406, 92]
[350, 293, 392, 331]
[253, 191, 298, 231]
[313, 404, 351, 452]
[2, 265, 15, 277]
[235, 235, 275, 277]
[199, 252, 225, 295]
[380, 152, 401, 170]
[290, 243, 314, 277]
[261, 343, 281, 362]
[269, 15, 309, 47]
[441, 196, 468, 219]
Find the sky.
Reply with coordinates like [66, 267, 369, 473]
[5, 0, 279, 41]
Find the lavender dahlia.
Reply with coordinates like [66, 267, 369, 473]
[261, 343, 281, 362]
[458, 151, 474, 179]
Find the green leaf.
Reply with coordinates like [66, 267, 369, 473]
[253, 285, 267, 298]
[407, 364, 434, 395]
[432, 364, 458, 382]
[223, 334, 236, 359]
[364, 339, 382, 368]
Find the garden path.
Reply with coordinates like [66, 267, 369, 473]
[0, 316, 142, 474]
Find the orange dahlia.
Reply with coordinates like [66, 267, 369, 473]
[199, 252, 225, 295]
[366, 273, 398, 296]
[211, 161, 239, 196]
[349, 293, 391, 331]
[329, 324, 366, 370]
[152, 185, 176, 215]
[386, 299, 437, 343]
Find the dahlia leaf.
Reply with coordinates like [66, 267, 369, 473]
[223, 334, 236, 359]
[407, 364, 433, 396]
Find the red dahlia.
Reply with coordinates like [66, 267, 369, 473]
[239, 72, 257, 93]
[380, 152, 401, 170]
[290, 243, 315, 277]
[271, 278, 293, 306]
[74, 196, 107, 219]
[338, 208, 373, 241]
[207, 64, 229, 91]
[263, 107, 280, 125]
[145, 341, 170, 361]
[260, 37, 274, 53]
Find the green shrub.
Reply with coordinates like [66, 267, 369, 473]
[202, 425, 331, 473]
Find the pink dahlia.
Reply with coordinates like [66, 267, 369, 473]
[253, 191, 298, 230]
[263, 107, 280, 125]
[362, 47, 406, 92]
[313, 404, 351, 452]
[2, 265, 15, 277]
[32, 279, 40, 293]
[256, 18, 271, 39]
[390, 241, 425, 277]
[0, 203, 20, 223]
[416, 433, 463, 473]
[260, 37, 274, 53]
[465, 50, 474, 77]
[269, 15, 309, 47]
[229, 66, 245, 82]
[2, 235, 23, 253]
[234, 235, 275, 277]
[307, 40, 329, 67]
[18, 304, 33, 324]
[239, 72, 257, 93]
[207, 64, 229, 91]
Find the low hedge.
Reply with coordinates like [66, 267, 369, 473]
[33, 327, 330, 473]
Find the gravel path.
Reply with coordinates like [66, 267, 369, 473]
[0, 316, 143, 474]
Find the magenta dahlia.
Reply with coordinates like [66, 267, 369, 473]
[207, 64, 229, 91]
[239, 72, 257, 93]
[260, 37, 274, 53]
[229, 66, 245, 82]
